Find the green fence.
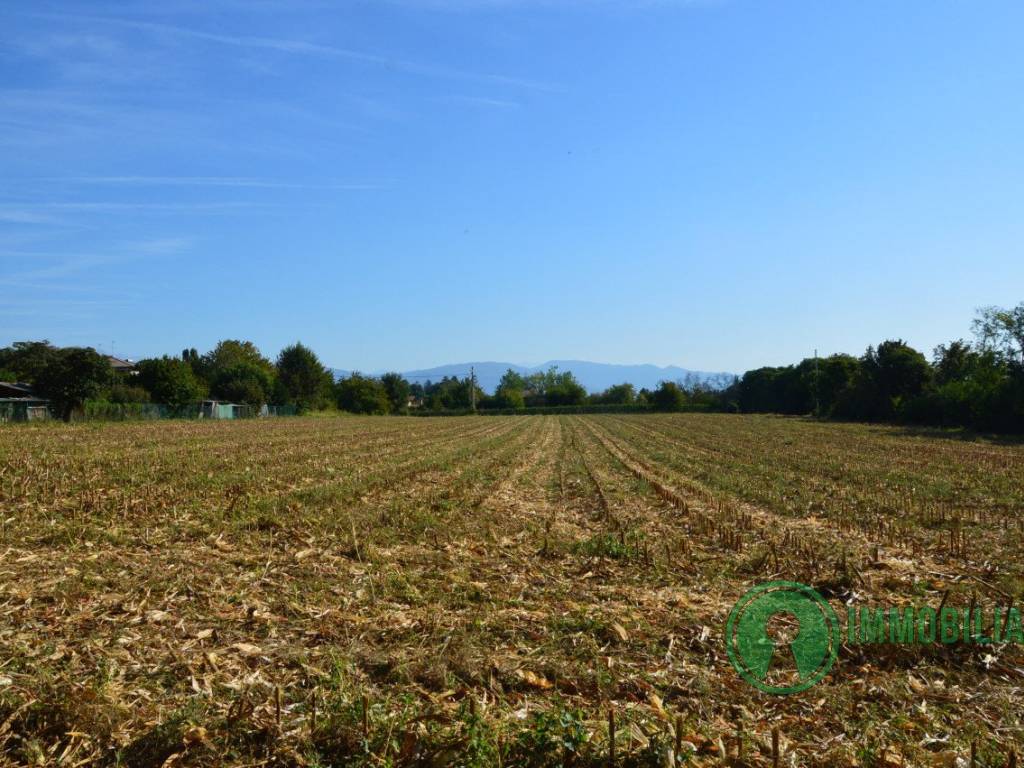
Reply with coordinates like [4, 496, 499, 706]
[76, 402, 298, 422]
[266, 405, 298, 417]
[82, 402, 200, 421]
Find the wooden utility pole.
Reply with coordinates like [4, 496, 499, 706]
[470, 366, 477, 412]
[814, 348, 820, 416]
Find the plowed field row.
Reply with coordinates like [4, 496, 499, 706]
[0, 414, 1021, 767]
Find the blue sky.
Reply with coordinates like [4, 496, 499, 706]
[2, 0, 1022, 373]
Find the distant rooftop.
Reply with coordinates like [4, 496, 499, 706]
[107, 356, 136, 370]
[0, 381, 36, 397]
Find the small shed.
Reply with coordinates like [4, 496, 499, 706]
[0, 383, 49, 422]
[0, 396, 50, 423]
[199, 400, 254, 419]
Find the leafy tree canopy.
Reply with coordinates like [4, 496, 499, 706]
[204, 340, 276, 405]
[34, 347, 111, 421]
[594, 382, 636, 405]
[423, 376, 483, 411]
[212, 363, 275, 406]
[380, 372, 412, 414]
[336, 373, 390, 414]
[0, 340, 61, 384]
[136, 356, 207, 409]
[517, 367, 586, 406]
[974, 303, 1024, 365]
[651, 381, 687, 412]
[276, 342, 332, 412]
[497, 369, 528, 393]
[204, 340, 274, 377]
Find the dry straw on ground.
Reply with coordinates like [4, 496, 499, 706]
[0, 414, 1022, 766]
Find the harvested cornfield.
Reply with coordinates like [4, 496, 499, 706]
[1, 414, 1023, 766]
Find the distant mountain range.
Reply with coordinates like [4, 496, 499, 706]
[331, 360, 736, 394]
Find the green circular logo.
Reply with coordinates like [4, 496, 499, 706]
[725, 581, 839, 695]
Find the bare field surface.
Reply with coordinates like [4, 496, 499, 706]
[1, 414, 1023, 767]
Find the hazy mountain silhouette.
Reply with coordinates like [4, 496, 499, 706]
[332, 360, 735, 394]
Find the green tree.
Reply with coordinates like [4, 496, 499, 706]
[651, 380, 687, 411]
[546, 374, 587, 405]
[679, 373, 729, 409]
[737, 366, 804, 414]
[973, 303, 1024, 365]
[865, 340, 931, 415]
[425, 376, 483, 411]
[181, 347, 203, 379]
[835, 340, 930, 420]
[34, 347, 111, 421]
[596, 382, 636, 405]
[136, 356, 207, 409]
[933, 340, 976, 386]
[203, 340, 276, 405]
[0, 340, 60, 384]
[734, 355, 858, 416]
[212, 363, 275, 406]
[380, 372, 412, 414]
[814, 354, 860, 415]
[497, 369, 528, 392]
[203, 340, 274, 373]
[522, 367, 586, 406]
[276, 342, 332, 411]
[108, 384, 152, 404]
[490, 368, 529, 409]
[490, 387, 525, 409]
[335, 373, 390, 414]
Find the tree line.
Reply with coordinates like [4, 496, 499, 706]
[0, 339, 718, 420]
[2, 301, 1021, 431]
[721, 303, 1024, 433]
[0, 340, 335, 420]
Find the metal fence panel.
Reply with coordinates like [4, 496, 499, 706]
[67, 401, 298, 422]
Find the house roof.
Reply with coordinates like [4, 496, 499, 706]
[0, 381, 36, 397]
[107, 356, 136, 370]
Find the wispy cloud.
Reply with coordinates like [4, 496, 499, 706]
[30, 13, 558, 91]
[35, 176, 384, 190]
[3, 254, 118, 282]
[442, 95, 522, 109]
[123, 237, 194, 255]
[0, 240, 189, 292]
[376, 0, 718, 8]
[0, 298, 135, 319]
[0, 201, 284, 231]
[47, 0, 343, 16]
[0, 201, 270, 216]
[15, 32, 122, 60]
[64, 0, 715, 12]
[0, 210, 60, 225]
[0, 89, 353, 159]
[0, 257, 132, 298]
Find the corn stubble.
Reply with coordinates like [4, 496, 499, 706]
[0, 414, 1022, 766]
